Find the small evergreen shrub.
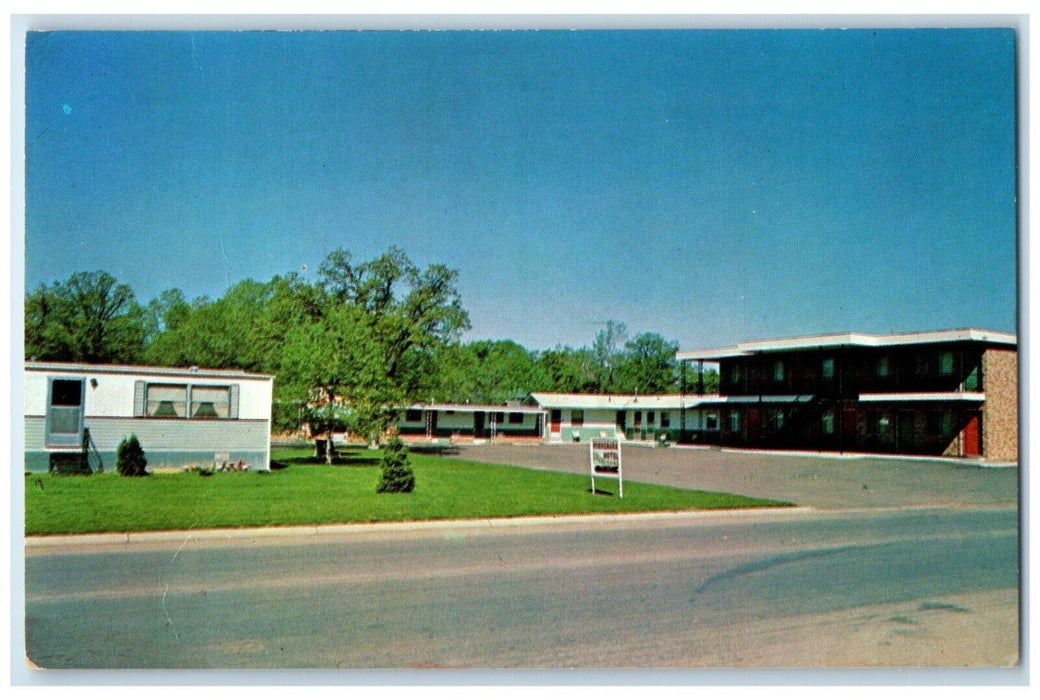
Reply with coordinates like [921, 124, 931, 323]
[376, 434, 415, 493]
[116, 435, 149, 477]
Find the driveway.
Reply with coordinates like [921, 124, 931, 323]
[448, 443, 1019, 510]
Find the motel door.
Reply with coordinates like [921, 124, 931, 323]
[550, 409, 562, 435]
[963, 413, 981, 456]
[474, 411, 485, 438]
[747, 408, 761, 444]
[46, 377, 85, 447]
[842, 407, 858, 451]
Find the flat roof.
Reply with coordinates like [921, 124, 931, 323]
[677, 328, 1017, 361]
[24, 361, 274, 381]
[407, 403, 544, 414]
[529, 392, 721, 410]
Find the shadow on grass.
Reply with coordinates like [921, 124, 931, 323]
[407, 445, 461, 456]
[270, 454, 382, 469]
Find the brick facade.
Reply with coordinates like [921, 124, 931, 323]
[982, 348, 1018, 461]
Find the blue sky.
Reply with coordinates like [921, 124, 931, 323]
[23, 28, 1018, 351]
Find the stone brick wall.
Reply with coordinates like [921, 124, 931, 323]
[982, 348, 1018, 462]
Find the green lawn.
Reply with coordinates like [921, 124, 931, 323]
[24, 447, 792, 536]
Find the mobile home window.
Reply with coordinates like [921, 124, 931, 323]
[571, 410, 584, 426]
[405, 409, 423, 422]
[190, 385, 230, 419]
[706, 414, 719, 431]
[147, 384, 187, 418]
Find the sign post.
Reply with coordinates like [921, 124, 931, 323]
[590, 438, 623, 498]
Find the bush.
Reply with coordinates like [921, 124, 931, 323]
[116, 435, 148, 477]
[376, 434, 415, 493]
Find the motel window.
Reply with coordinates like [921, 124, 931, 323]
[877, 413, 892, 434]
[769, 409, 785, 431]
[405, 409, 422, 422]
[190, 385, 230, 419]
[634, 411, 642, 426]
[730, 364, 742, 384]
[939, 351, 955, 375]
[928, 411, 954, 437]
[147, 384, 188, 418]
[822, 409, 835, 435]
[647, 411, 656, 425]
[877, 355, 890, 378]
[508, 412, 524, 424]
[821, 358, 834, 380]
[774, 360, 785, 382]
[571, 410, 584, 426]
[729, 411, 741, 433]
[706, 414, 719, 431]
[660, 412, 671, 428]
[964, 366, 980, 391]
[494, 412, 506, 423]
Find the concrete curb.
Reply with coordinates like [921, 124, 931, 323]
[24, 505, 816, 549]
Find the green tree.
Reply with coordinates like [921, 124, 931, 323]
[116, 434, 148, 477]
[25, 271, 147, 363]
[143, 279, 275, 371]
[615, 332, 680, 394]
[315, 246, 470, 399]
[279, 246, 470, 457]
[376, 433, 415, 493]
[591, 321, 628, 393]
[533, 346, 598, 393]
[432, 339, 542, 403]
[279, 305, 394, 463]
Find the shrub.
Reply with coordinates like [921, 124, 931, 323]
[116, 435, 148, 477]
[376, 434, 415, 493]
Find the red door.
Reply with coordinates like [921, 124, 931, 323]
[550, 409, 562, 435]
[747, 408, 761, 445]
[963, 413, 981, 456]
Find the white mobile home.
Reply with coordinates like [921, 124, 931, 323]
[24, 362, 274, 473]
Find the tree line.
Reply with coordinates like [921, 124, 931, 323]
[25, 247, 719, 443]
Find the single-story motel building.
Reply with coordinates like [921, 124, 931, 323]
[24, 362, 274, 474]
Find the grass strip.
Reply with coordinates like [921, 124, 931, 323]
[25, 447, 792, 535]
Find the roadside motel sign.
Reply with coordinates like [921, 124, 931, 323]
[590, 438, 623, 498]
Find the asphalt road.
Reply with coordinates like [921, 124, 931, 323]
[24, 504, 1019, 670]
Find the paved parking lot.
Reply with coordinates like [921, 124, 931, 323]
[449, 443, 1019, 509]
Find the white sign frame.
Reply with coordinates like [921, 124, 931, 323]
[590, 438, 623, 498]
